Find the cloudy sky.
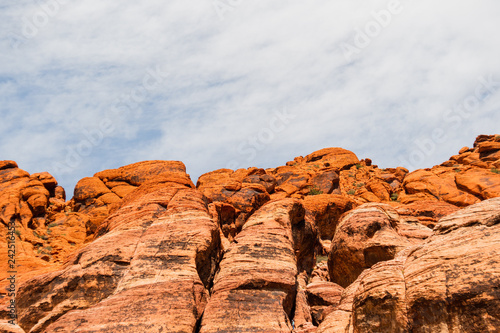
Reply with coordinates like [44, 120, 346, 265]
[1, 0, 499, 194]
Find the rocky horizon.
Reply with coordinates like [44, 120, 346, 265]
[1, 134, 499, 332]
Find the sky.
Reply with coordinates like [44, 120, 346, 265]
[1, 0, 500, 195]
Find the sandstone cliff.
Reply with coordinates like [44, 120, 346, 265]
[1, 134, 499, 332]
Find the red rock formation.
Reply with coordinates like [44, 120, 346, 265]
[328, 203, 432, 288]
[401, 134, 500, 206]
[319, 197, 500, 332]
[197, 168, 271, 230]
[302, 194, 355, 243]
[70, 160, 193, 238]
[3, 134, 500, 332]
[0, 162, 85, 321]
[306, 281, 344, 325]
[16, 174, 220, 332]
[199, 199, 314, 332]
[394, 200, 459, 228]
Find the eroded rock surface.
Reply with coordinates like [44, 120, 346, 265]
[4, 134, 500, 332]
[200, 199, 314, 332]
[328, 203, 432, 288]
[16, 176, 220, 333]
[319, 197, 500, 332]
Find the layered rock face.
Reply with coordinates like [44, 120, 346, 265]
[328, 203, 432, 288]
[200, 199, 311, 332]
[2, 134, 500, 332]
[16, 172, 220, 332]
[318, 197, 500, 332]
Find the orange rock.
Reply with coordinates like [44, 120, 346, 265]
[0, 321, 25, 332]
[303, 194, 354, 241]
[199, 199, 309, 332]
[0, 160, 18, 170]
[310, 262, 329, 283]
[242, 172, 277, 193]
[365, 178, 391, 201]
[208, 201, 237, 243]
[306, 281, 344, 325]
[319, 197, 500, 332]
[197, 168, 271, 230]
[316, 269, 368, 333]
[328, 203, 432, 288]
[395, 200, 459, 228]
[402, 168, 481, 206]
[4, 135, 500, 330]
[110, 184, 136, 198]
[94, 160, 188, 186]
[0, 162, 70, 316]
[17, 185, 221, 333]
[73, 177, 111, 202]
[309, 170, 340, 194]
[455, 168, 500, 199]
[305, 148, 359, 169]
[30, 171, 58, 193]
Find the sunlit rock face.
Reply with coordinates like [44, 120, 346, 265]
[2, 134, 499, 332]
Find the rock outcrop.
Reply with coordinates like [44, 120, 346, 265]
[196, 168, 271, 234]
[1, 134, 499, 332]
[0, 162, 80, 321]
[16, 174, 220, 333]
[319, 197, 500, 332]
[70, 160, 193, 238]
[199, 199, 315, 332]
[306, 281, 344, 325]
[401, 134, 500, 206]
[328, 203, 432, 288]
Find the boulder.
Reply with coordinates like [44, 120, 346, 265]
[302, 194, 354, 241]
[319, 197, 500, 332]
[328, 203, 432, 288]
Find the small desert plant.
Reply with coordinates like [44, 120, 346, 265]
[356, 163, 363, 169]
[316, 255, 328, 263]
[308, 186, 323, 195]
[491, 168, 500, 174]
[356, 182, 364, 187]
[14, 230, 21, 237]
[347, 189, 356, 195]
[47, 222, 58, 228]
[390, 193, 399, 201]
[33, 231, 48, 240]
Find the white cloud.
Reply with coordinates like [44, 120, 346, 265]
[1, 0, 499, 193]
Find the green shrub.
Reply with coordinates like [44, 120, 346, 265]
[347, 189, 356, 195]
[390, 193, 399, 201]
[33, 231, 48, 240]
[14, 230, 21, 237]
[47, 222, 58, 228]
[308, 186, 323, 195]
[492, 168, 500, 174]
[356, 164, 363, 169]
